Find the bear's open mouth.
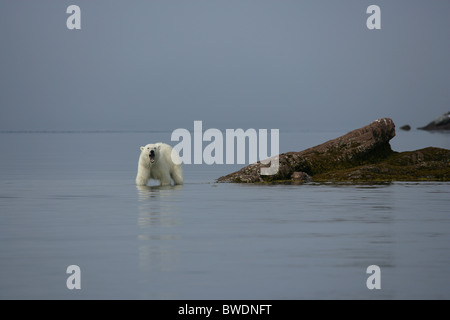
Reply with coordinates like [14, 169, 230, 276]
[149, 151, 155, 163]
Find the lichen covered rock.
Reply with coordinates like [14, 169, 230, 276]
[313, 147, 450, 182]
[218, 118, 396, 183]
[217, 118, 450, 183]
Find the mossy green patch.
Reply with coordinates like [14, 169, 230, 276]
[312, 147, 450, 182]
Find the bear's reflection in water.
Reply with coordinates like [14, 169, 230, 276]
[136, 185, 182, 290]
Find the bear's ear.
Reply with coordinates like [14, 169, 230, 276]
[157, 145, 161, 150]
[140, 146, 144, 151]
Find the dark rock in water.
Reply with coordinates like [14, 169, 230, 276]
[218, 118, 396, 183]
[291, 171, 312, 183]
[217, 118, 450, 183]
[400, 124, 411, 131]
[418, 111, 450, 130]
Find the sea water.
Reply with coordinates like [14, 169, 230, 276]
[0, 129, 449, 299]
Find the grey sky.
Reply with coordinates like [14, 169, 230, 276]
[0, 0, 449, 131]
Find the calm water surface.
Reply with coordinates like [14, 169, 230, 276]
[0, 130, 449, 299]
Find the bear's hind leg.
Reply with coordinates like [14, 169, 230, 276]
[171, 167, 184, 185]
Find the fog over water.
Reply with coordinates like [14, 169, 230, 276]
[0, 1, 449, 300]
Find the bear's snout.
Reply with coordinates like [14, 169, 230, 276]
[149, 149, 156, 163]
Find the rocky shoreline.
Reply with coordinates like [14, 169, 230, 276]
[217, 118, 450, 184]
[418, 111, 450, 131]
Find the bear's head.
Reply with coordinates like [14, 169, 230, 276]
[140, 143, 161, 165]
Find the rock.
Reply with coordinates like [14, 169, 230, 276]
[217, 118, 450, 183]
[418, 111, 450, 130]
[217, 118, 396, 183]
[400, 124, 411, 131]
[291, 171, 312, 183]
[313, 147, 450, 182]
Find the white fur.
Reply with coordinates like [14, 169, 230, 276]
[136, 142, 183, 186]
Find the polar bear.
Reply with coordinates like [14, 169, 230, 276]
[136, 142, 183, 186]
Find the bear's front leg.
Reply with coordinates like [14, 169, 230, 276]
[136, 175, 149, 186]
[136, 166, 150, 186]
[159, 172, 172, 186]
